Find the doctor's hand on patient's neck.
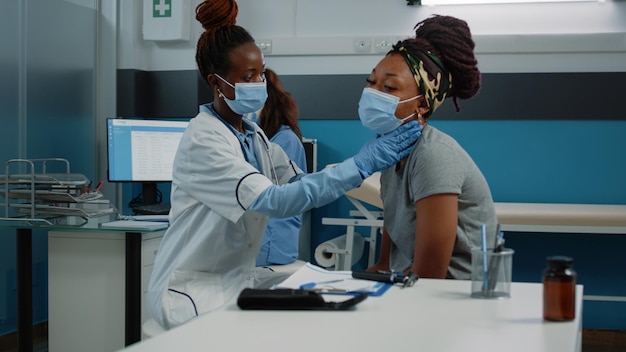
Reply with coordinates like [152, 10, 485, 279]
[353, 121, 422, 179]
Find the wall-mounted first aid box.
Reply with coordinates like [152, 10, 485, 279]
[143, 0, 191, 41]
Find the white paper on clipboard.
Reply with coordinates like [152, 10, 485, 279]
[275, 262, 388, 295]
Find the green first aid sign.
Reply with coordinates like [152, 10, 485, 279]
[153, 0, 172, 18]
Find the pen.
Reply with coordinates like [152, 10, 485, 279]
[488, 231, 505, 291]
[494, 231, 505, 253]
[95, 181, 103, 192]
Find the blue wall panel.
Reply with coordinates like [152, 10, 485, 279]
[438, 120, 626, 204]
[300, 119, 626, 206]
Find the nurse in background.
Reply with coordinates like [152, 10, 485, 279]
[147, 0, 422, 330]
[248, 68, 307, 267]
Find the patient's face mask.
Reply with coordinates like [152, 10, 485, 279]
[358, 87, 422, 135]
[215, 74, 268, 115]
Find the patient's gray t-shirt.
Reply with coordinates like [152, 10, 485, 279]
[380, 125, 497, 279]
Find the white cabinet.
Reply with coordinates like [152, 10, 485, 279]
[48, 230, 164, 352]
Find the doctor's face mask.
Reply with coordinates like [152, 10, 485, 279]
[215, 74, 268, 115]
[358, 87, 422, 135]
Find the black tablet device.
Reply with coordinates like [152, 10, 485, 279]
[237, 288, 367, 310]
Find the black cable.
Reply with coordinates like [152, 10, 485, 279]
[127, 187, 163, 208]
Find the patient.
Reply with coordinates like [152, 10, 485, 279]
[249, 68, 307, 267]
[365, 15, 498, 279]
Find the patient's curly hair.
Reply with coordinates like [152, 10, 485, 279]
[404, 15, 481, 112]
[195, 0, 255, 83]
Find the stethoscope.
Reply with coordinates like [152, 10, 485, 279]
[207, 104, 279, 184]
[254, 130, 279, 185]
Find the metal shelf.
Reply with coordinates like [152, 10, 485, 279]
[0, 158, 115, 225]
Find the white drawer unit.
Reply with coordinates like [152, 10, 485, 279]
[49, 229, 164, 352]
[141, 236, 162, 267]
[140, 235, 162, 324]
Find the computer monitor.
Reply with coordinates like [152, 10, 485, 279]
[107, 118, 189, 205]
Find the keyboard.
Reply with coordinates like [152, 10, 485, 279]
[100, 220, 168, 231]
[133, 203, 171, 215]
[130, 215, 169, 222]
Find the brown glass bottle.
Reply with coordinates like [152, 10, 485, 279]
[543, 256, 577, 321]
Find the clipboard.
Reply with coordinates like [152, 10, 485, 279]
[274, 262, 392, 297]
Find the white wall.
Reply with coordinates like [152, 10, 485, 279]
[118, 0, 626, 74]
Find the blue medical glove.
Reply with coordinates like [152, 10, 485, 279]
[353, 121, 422, 178]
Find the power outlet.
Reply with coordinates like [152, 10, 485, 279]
[256, 39, 272, 54]
[373, 36, 395, 53]
[353, 37, 371, 54]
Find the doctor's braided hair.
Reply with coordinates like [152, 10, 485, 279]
[400, 15, 480, 114]
[195, 0, 255, 84]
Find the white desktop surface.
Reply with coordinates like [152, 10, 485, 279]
[119, 279, 583, 352]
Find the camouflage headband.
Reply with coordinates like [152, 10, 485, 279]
[397, 46, 452, 118]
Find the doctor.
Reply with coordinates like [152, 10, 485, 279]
[147, 0, 422, 329]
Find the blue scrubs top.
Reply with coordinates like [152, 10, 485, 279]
[256, 126, 307, 266]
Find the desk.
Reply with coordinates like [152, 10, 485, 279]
[117, 280, 584, 352]
[3, 218, 165, 352]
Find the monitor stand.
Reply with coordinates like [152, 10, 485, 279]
[133, 182, 171, 215]
[142, 182, 158, 205]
